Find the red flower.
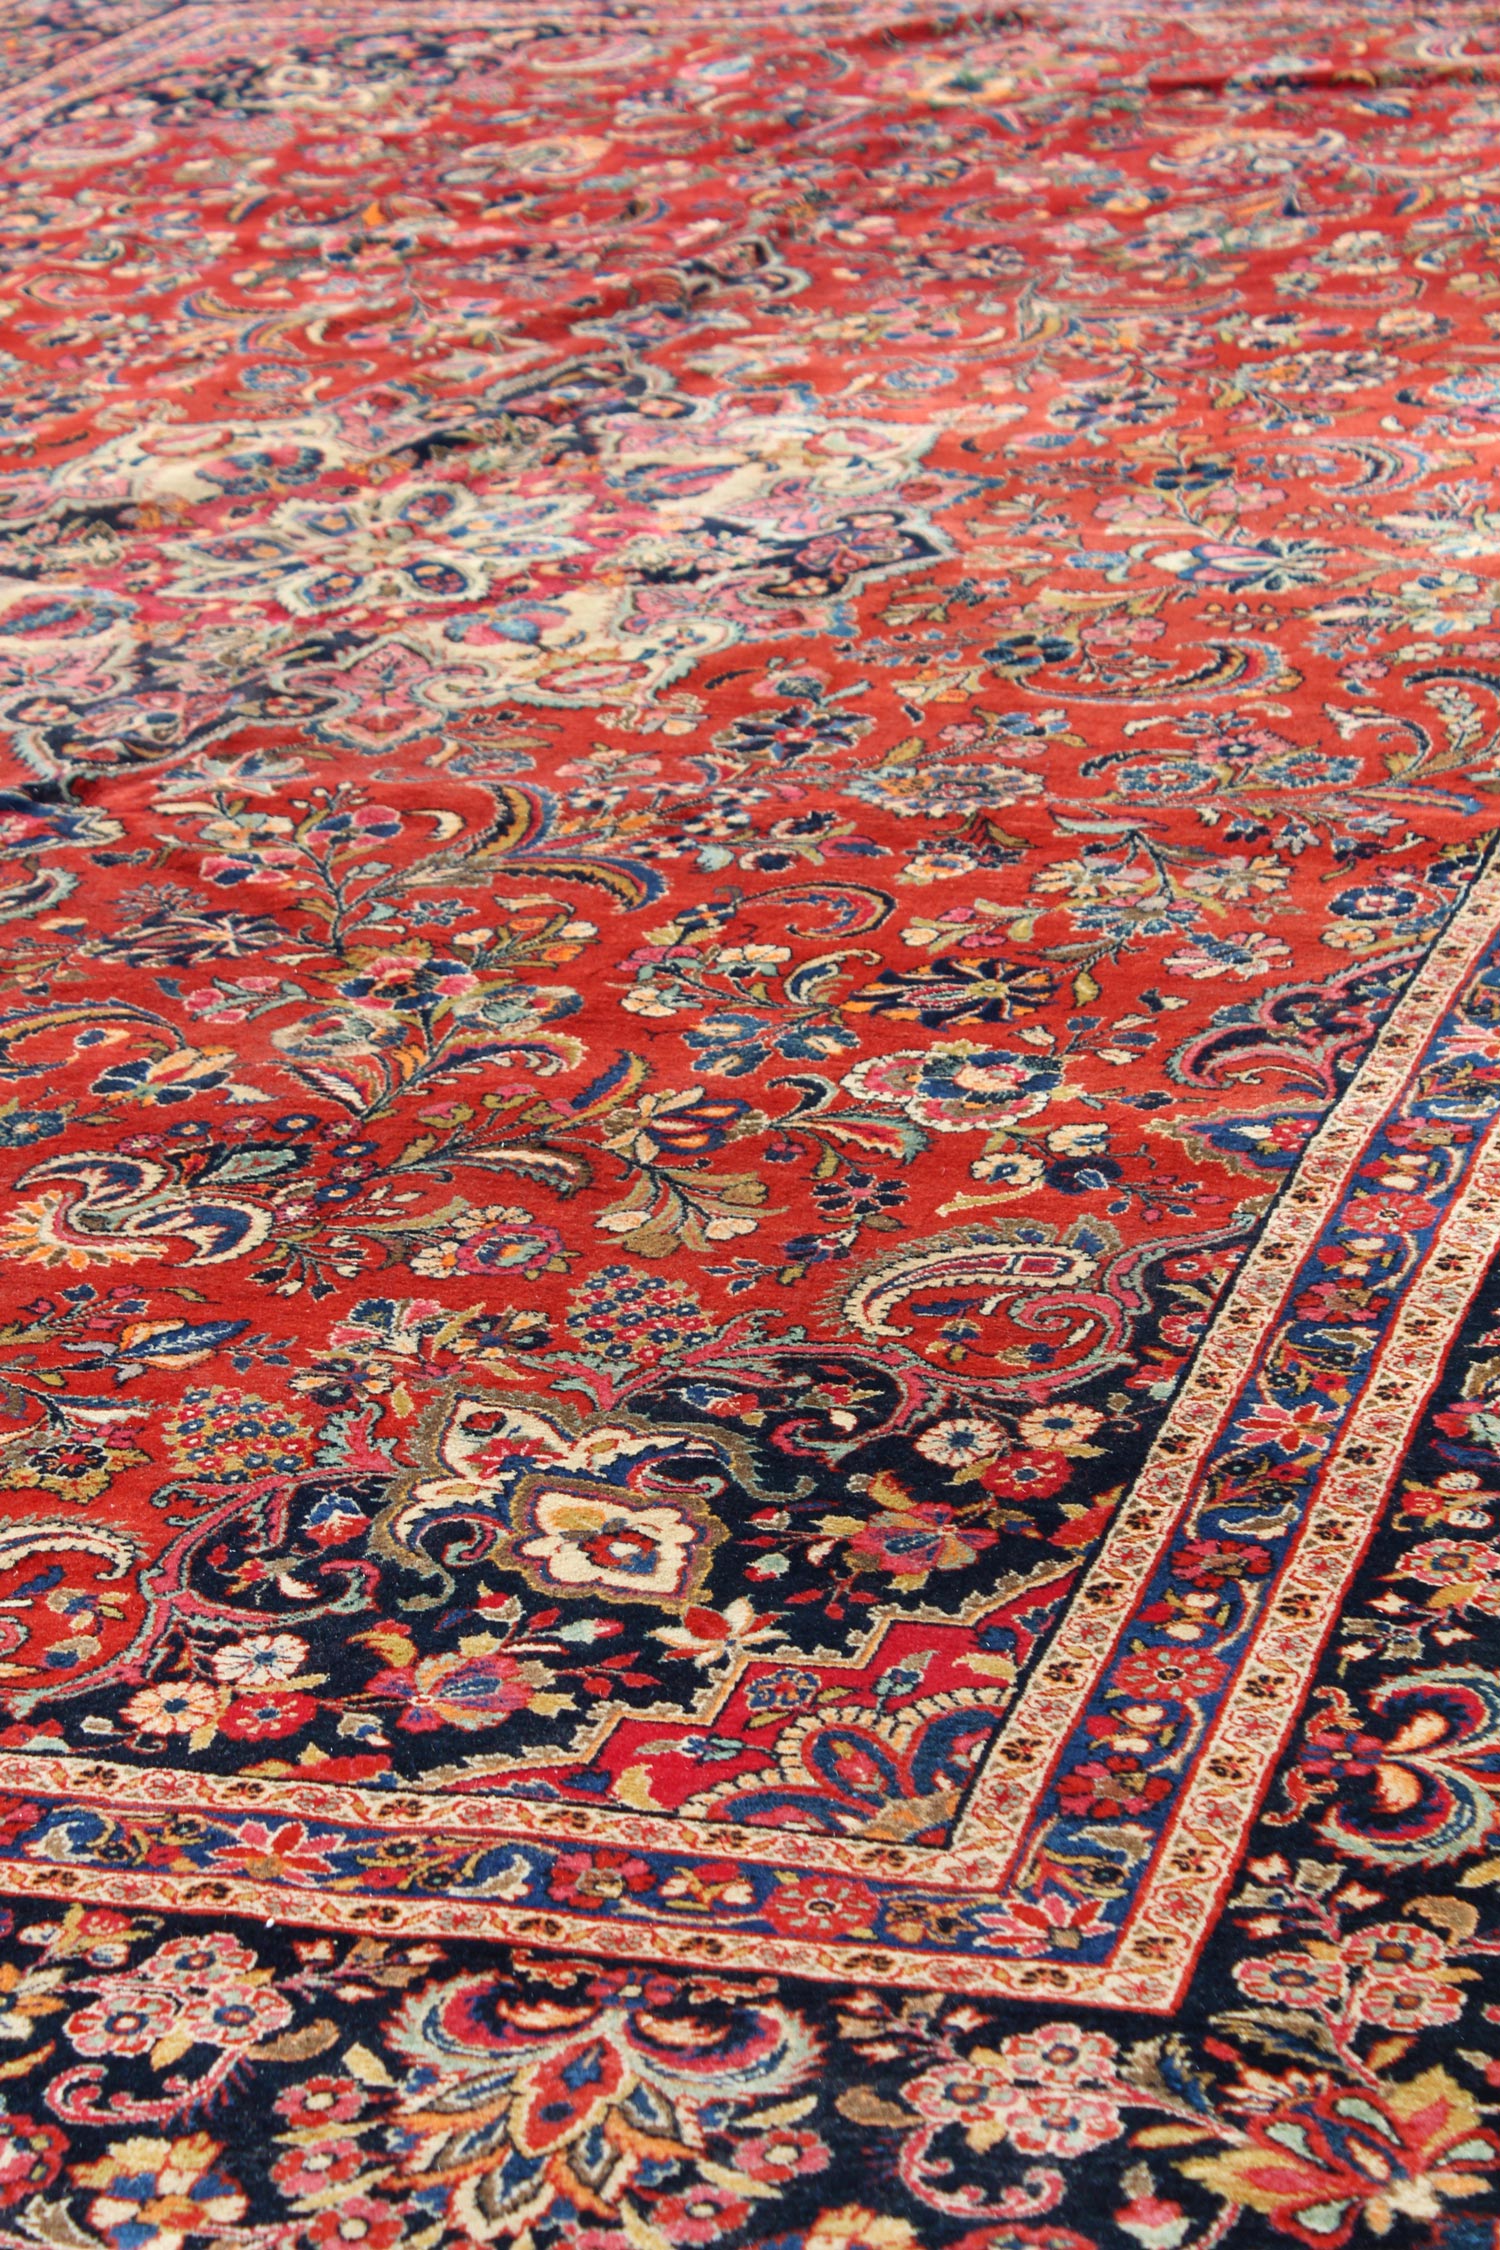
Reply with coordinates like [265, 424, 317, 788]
[1292, 1282, 1385, 1325]
[304, 2198, 404, 2248]
[762, 1872, 880, 1939]
[981, 1450, 1071, 1501]
[1172, 1539, 1272, 1588]
[1181, 2069, 1500, 2246]
[1051, 1498, 1117, 1549]
[1056, 1759, 1173, 1820]
[1341, 1192, 1439, 1234]
[973, 1891, 1112, 1957]
[845, 1503, 993, 1574]
[214, 1819, 338, 1882]
[1111, 1645, 1227, 1701]
[0, 2114, 64, 2209]
[0, 1798, 41, 1849]
[219, 1690, 316, 1740]
[547, 1850, 655, 1907]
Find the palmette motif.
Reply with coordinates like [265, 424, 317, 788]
[4, 0, 1500, 2239]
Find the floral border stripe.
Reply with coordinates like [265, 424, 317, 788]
[5, 852, 1500, 1999]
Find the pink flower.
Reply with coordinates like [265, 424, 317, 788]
[736, 2129, 830, 2182]
[274, 2076, 367, 2127]
[1355, 1973, 1464, 2031]
[271, 2140, 366, 2197]
[1234, 1952, 1348, 2012]
[1235, 1398, 1339, 1452]
[65, 1987, 183, 2058]
[650, 2186, 752, 2244]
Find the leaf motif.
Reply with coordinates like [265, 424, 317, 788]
[1207, 2007, 1341, 2061]
[342, 2041, 396, 2088]
[293, 1061, 378, 1114]
[813, 1113, 926, 1162]
[459, 1144, 590, 1194]
[1409, 1894, 1480, 1942]
[251, 2018, 339, 2063]
[1131, 2123, 1219, 2147]
[836, 2086, 913, 2128]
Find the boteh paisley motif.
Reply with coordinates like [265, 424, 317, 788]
[3, 0, 1500, 2245]
[374, 1394, 747, 1609]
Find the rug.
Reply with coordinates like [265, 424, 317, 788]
[1, 0, 1499, 2242]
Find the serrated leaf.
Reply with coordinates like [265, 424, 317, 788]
[461, 1145, 589, 1194]
[816, 1114, 924, 1161]
[295, 1063, 374, 1113]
